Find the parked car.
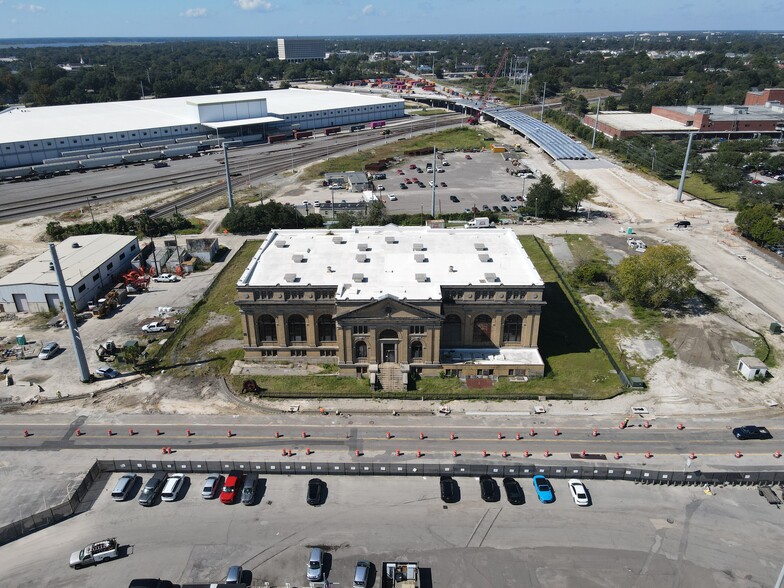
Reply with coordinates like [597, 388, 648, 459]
[440, 181, 447, 187]
[139, 472, 167, 507]
[500, 194, 509, 202]
[465, 154, 472, 159]
[161, 474, 186, 502]
[307, 547, 324, 582]
[568, 479, 590, 506]
[153, 273, 178, 283]
[733, 425, 772, 440]
[501, 206, 509, 212]
[479, 475, 499, 502]
[220, 470, 243, 504]
[111, 474, 138, 501]
[95, 366, 120, 379]
[389, 194, 398, 201]
[307, 478, 324, 506]
[502, 477, 524, 505]
[202, 474, 221, 499]
[377, 185, 385, 191]
[492, 205, 501, 212]
[142, 321, 168, 333]
[241, 473, 259, 505]
[353, 560, 371, 587]
[408, 164, 417, 169]
[532, 474, 554, 503]
[440, 475, 459, 503]
[38, 341, 60, 360]
[226, 565, 243, 584]
[449, 195, 460, 202]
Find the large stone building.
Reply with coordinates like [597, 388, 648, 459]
[236, 226, 545, 389]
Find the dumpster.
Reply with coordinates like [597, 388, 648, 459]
[16, 334, 26, 346]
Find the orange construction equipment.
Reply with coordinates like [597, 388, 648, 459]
[515, 432, 521, 440]
[614, 451, 621, 460]
[227, 429, 233, 438]
[467, 47, 510, 125]
[644, 420, 651, 429]
[689, 452, 696, 460]
[416, 450, 422, 458]
[498, 432, 503, 440]
[645, 451, 653, 459]
[592, 428, 599, 437]
[775, 450, 782, 458]
[529, 428, 536, 437]
[735, 450, 742, 458]
[554, 428, 560, 436]
[523, 450, 530, 458]
[544, 450, 551, 457]
[23, 429, 30, 437]
[677, 423, 685, 430]
[482, 450, 488, 457]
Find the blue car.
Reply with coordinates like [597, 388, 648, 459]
[532, 475, 554, 503]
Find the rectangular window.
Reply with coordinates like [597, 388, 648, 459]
[261, 350, 278, 357]
[92, 273, 100, 282]
[106, 262, 113, 270]
[290, 349, 307, 357]
[352, 325, 368, 335]
[119, 253, 125, 260]
[410, 325, 425, 334]
[319, 350, 337, 357]
[444, 369, 462, 378]
[78, 284, 86, 292]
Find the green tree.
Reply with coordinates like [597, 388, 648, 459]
[563, 178, 598, 212]
[521, 174, 565, 219]
[735, 204, 784, 246]
[614, 245, 696, 309]
[603, 96, 618, 111]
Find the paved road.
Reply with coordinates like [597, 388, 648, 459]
[0, 414, 778, 465]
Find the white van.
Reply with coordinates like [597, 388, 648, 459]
[161, 474, 185, 502]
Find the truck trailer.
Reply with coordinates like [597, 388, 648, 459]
[381, 561, 419, 588]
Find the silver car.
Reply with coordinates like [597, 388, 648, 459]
[202, 474, 220, 499]
[307, 547, 324, 582]
[38, 341, 59, 359]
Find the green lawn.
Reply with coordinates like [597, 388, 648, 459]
[664, 174, 739, 209]
[302, 127, 494, 181]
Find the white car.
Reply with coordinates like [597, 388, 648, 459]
[389, 194, 398, 201]
[377, 185, 385, 191]
[568, 479, 590, 506]
[161, 473, 186, 502]
[153, 273, 178, 283]
[142, 321, 168, 333]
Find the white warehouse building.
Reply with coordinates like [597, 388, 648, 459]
[0, 234, 139, 314]
[0, 89, 404, 170]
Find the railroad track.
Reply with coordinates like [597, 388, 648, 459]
[1, 112, 465, 222]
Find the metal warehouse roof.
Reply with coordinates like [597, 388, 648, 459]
[584, 111, 696, 132]
[0, 89, 403, 144]
[0, 234, 138, 287]
[238, 225, 543, 301]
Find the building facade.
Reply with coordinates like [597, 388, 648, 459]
[277, 38, 326, 62]
[236, 226, 546, 387]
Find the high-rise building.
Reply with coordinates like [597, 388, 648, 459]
[277, 38, 326, 62]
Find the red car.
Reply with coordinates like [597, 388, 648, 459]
[409, 164, 417, 169]
[465, 154, 472, 160]
[220, 470, 243, 504]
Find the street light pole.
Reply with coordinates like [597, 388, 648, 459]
[86, 196, 96, 224]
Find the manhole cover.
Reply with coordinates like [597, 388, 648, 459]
[348, 421, 353, 425]
[369, 420, 374, 425]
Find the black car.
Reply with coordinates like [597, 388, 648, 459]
[501, 206, 509, 212]
[307, 478, 324, 506]
[440, 475, 459, 503]
[502, 477, 524, 505]
[492, 205, 501, 212]
[733, 425, 772, 440]
[500, 194, 509, 202]
[479, 475, 499, 502]
[449, 195, 460, 203]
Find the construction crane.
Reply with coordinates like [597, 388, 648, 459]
[468, 47, 510, 125]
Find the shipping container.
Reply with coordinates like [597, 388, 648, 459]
[268, 133, 291, 144]
[370, 121, 386, 129]
[78, 154, 124, 169]
[294, 130, 313, 140]
[122, 151, 162, 164]
[325, 126, 341, 136]
[350, 125, 365, 132]
[0, 166, 35, 180]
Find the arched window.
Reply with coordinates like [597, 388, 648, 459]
[410, 340, 423, 360]
[502, 314, 523, 343]
[354, 340, 368, 361]
[443, 314, 462, 346]
[472, 315, 493, 345]
[257, 315, 277, 342]
[379, 329, 398, 339]
[287, 314, 306, 343]
[317, 315, 336, 342]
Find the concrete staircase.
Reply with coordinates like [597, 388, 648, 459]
[379, 362, 408, 391]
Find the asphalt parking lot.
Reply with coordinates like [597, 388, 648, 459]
[2, 473, 781, 588]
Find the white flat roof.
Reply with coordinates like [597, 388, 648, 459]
[238, 226, 543, 301]
[204, 116, 284, 129]
[441, 347, 544, 366]
[0, 234, 137, 287]
[0, 89, 403, 144]
[585, 111, 695, 132]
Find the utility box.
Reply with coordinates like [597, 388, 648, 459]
[770, 322, 782, 335]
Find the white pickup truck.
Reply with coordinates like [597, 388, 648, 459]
[69, 538, 119, 568]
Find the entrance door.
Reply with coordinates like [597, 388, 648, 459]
[45, 293, 61, 312]
[12, 294, 29, 313]
[382, 342, 397, 363]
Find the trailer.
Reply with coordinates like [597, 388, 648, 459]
[381, 561, 419, 588]
[101, 142, 141, 153]
[350, 124, 365, 132]
[122, 151, 162, 164]
[370, 121, 386, 129]
[162, 144, 199, 158]
[325, 126, 341, 136]
[759, 485, 782, 507]
[268, 133, 290, 144]
[294, 130, 313, 140]
[79, 155, 124, 169]
[33, 161, 79, 175]
[175, 134, 208, 144]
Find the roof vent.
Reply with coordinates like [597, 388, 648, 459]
[326, 266, 334, 273]
[449, 265, 456, 273]
[352, 273, 365, 282]
[415, 273, 428, 282]
[355, 253, 368, 263]
[275, 240, 288, 248]
[292, 254, 306, 263]
[414, 253, 426, 263]
[283, 273, 297, 283]
[357, 243, 369, 251]
[484, 272, 498, 282]
[412, 242, 425, 251]
[478, 253, 491, 262]
[71, 242, 80, 248]
[48, 262, 54, 270]
[474, 243, 487, 251]
[332, 236, 345, 244]
[385, 236, 397, 244]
